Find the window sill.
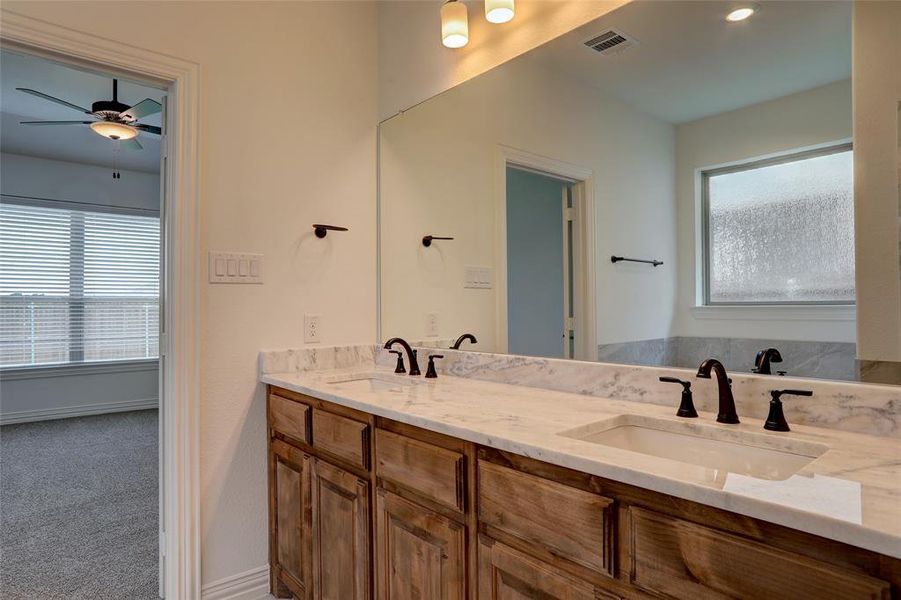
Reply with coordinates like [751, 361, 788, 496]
[691, 304, 856, 322]
[0, 359, 159, 381]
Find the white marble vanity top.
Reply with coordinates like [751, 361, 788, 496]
[262, 361, 901, 559]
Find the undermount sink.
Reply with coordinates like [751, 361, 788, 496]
[559, 415, 828, 481]
[326, 373, 416, 393]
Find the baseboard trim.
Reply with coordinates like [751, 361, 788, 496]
[0, 397, 158, 425]
[201, 565, 270, 600]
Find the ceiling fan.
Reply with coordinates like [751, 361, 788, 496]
[16, 78, 162, 150]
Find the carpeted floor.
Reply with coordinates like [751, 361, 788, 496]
[1, 410, 159, 599]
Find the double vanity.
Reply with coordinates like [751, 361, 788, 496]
[260, 344, 901, 599]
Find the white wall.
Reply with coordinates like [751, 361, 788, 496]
[2, 0, 378, 586]
[1, 152, 159, 211]
[378, 0, 628, 120]
[380, 56, 676, 350]
[672, 79, 855, 343]
[0, 152, 161, 423]
[852, 1, 901, 362]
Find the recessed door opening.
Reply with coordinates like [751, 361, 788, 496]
[0, 48, 166, 599]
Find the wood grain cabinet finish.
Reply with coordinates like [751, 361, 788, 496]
[311, 408, 370, 469]
[478, 460, 615, 577]
[269, 393, 311, 445]
[311, 458, 370, 600]
[374, 488, 466, 600]
[269, 440, 312, 600]
[267, 386, 900, 600]
[375, 428, 466, 512]
[628, 507, 891, 600]
[478, 536, 617, 600]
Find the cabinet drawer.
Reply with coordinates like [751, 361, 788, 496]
[629, 507, 890, 600]
[375, 429, 465, 511]
[478, 461, 614, 577]
[312, 408, 370, 469]
[269, 393, 311, 444]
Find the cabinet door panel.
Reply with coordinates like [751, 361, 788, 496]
[270, 441, 312, 599]
[375, 488, 466, 600]
[478, 537, 599, 600]
[311, 458, 370, 600]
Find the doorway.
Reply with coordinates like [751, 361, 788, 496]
[0, 48, 165, 599]
[505, 167, 576, 358]
[496, 146, 597, 361]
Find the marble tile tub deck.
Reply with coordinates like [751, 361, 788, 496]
[260, 344, 901, 559]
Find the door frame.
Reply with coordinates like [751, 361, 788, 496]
[494, 145, 598, 361]
[0, 10, 202, 599]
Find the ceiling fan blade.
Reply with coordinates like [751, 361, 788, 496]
[16, 88, 92, 114]
[20, 120, 94, 126]
[134, 124, 162, 135]
[120, 98, 161, 121]
[120, 138, 143, 151]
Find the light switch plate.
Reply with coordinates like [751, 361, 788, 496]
[209, 252, 263, 284]
[464, 266, 492, 289]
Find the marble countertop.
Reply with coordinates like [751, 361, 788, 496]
[262, 366, 901, 559]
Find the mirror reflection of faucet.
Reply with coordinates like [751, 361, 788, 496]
[451, 333, 477, 349]
[753, 347, 785, 375]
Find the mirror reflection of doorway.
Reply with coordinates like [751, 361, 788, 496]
[505, 166, 577, 358]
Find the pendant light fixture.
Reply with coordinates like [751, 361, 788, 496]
[485, 0, 514, 24]
[441, 0, 469, 48]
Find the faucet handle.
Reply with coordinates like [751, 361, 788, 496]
[659, 377, 698, 418]
[388, 350, 406, 374]
[425, 354, 444, 379]
[764, 389, 813, 432]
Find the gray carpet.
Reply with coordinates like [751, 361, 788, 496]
[1, 410, 159, 599]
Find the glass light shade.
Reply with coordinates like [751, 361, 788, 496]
[485, 0, 514, 24]
[441, 1, 469, 48]
[726, 6, 756, 21]
[90, 121, 138, 140]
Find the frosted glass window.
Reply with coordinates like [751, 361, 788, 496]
[704, 147, 855, 304]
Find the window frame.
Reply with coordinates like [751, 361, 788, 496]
[0, 194, 161, 371]
[700, 141, 855, 307]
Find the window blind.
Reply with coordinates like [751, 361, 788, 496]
[0, 199, 160, 368]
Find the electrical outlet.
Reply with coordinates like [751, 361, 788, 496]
[426, 312, 439, 337]
[304, 314, 322, 343]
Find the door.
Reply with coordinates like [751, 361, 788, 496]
[478, 537, 599, 600]
[311, 458, 370, 600]
[375, 488, 466, 600]
[270, 442, 313, 599]
[505, 166, 575, 358]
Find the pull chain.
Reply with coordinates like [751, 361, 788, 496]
[112, 140, 121, 180]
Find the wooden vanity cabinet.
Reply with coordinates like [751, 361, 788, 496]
[267, 386, 900, 600]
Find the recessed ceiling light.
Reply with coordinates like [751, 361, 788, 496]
[726, 6, 757, 22]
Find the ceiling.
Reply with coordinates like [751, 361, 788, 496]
[528, 0, 852, 124]
[1, 50, 164, 173]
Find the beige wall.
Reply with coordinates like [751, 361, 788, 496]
[673, 79, 855, 343]
[2, 0, 378, 585]
[380, 56, 676, 350]
[853, 1, 901, 362]
[378, 0, 628, 120]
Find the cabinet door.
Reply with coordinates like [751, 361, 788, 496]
[375, 488, 466, 600]
[311, 458, 371, 600]
[478, 537, 604, 600]
[270, 441, 313, 599]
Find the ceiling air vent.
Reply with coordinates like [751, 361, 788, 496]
[583, 29, 638, 56]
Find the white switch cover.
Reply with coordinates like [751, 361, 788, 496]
[304, 314, 322, 343]
[209, 252, 263, 284]
[426, 312, 439, 337]
[464, 266, 492, 289]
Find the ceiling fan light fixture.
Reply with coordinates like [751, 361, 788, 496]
[89, 121, 138, 141]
